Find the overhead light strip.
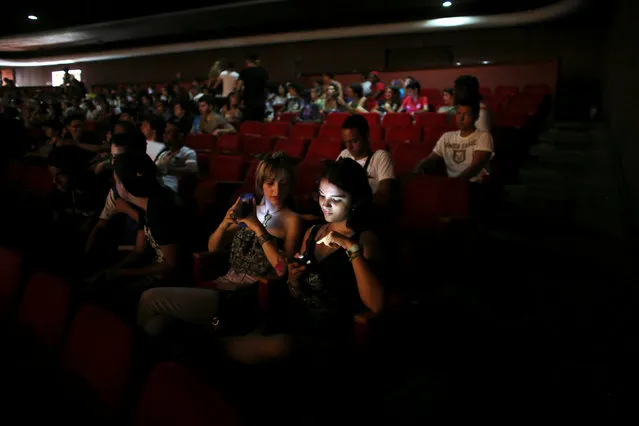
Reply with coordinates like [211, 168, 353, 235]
[0, 0, 582, 67]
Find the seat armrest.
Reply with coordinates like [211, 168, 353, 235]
[255, 276, 285, 314]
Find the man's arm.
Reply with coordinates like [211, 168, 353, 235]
[456, 151, 492, 181]
[116, 244, 177, 279]
[414, 152, 443, 174]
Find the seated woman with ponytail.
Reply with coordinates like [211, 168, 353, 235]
[137, 152, 303, 336]
[224, 158, 385, 365]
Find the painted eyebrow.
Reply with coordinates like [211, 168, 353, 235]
[318, 191, 347, 198]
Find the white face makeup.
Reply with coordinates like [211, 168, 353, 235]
[318, 178, 352, 223]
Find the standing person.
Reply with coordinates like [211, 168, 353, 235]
[214, 62, 240, 97]
[236, 54, 269, 122]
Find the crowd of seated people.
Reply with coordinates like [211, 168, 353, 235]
[0, 59, 552, 424]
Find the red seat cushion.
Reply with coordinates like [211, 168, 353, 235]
[63, 304, 133, 414]
[16, 273, 70, 347]
[0, 247, 22, 316]
[133, 362, 241, 426]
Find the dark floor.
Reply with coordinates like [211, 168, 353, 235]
[1, 121, 637, 424]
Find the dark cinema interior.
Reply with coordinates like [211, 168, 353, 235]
[0, 0, 638, 424]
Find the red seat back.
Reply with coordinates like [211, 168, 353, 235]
[400, 176, 469, 229]
[294, 161, 326, 197]
[0, 247, 22, 316]
[384, 126, 422, 144]
[21, 165, 53, 195]
[16, 273, 71, 347]
[391, 143, 435, 176]
[209, 155, 245, 181]
[317, 125, 342, 140]
[479, 87, 492, 100]
[414, 112, 448, 129]
[63, 304, 133, 414]
[382, 113, 412, 128]
[306, 139, 342, 163]
[216, 134, 241, 154]
[133, 362, 241, 426]
[370, 125, 383, 142]
[289, 123, 320, 140]
[184, 134, 215, 151]
[494, 85, 519, 98]
[420, 88, 443, 108]
[274, 138, 305, 159]
[239, 121, 263, 136]
[325, 112, 350, 127]
[263, 122, 290, 138]
[278, 112, 297, 123]
[242, 135, 274, 156]
[360, 113, 380, 128]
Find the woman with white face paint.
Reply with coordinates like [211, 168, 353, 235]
[224, 158, 385, 365]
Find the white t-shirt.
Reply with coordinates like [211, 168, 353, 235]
[220, 71, 239, 97]
[146, 140, 166, 161]
[476, 102, 491, 132]
[433, 130, 494, 182]
[155, 146, 198, 192]
[337, 149, 395, 194]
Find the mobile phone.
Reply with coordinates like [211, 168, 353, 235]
[293, 252, 313, 267]
[233, 193, 254, 219]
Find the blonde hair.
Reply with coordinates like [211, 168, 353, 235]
[254, 152, 295, 206]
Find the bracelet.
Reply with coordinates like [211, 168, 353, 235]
[346, 244, 361, 255]
[348, 252, 362, 262]
[257, 233, 273, 245]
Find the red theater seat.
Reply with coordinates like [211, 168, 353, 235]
[133, 362, 241, 426]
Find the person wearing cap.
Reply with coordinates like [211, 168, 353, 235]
[86, 151, 187, 315]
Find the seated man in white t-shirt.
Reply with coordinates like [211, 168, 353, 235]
[414, 100, 493, 182]
[140, 114, 167, 161]
[156, 122, 199, 193]
[337, 114, 396, 208]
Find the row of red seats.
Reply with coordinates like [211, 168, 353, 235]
[193, 147, 468, 229]
[186, 116, 456, 158]
[0, 247, 241, 425]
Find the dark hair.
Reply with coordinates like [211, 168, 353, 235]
[348, 83, 364, 98]
[341, 114, 370, 145]
[43, 119, 63, 134]
[64, 114, 84, 126]
[113, 151, 160, 198]
[456, 98, 480, 119]
[142, 114, 166, 141]
[288, 83, 301, 95]
[322, 72, 335, 79]
[247, 54, 260, 63]
[406, 80, 421, 93]
[198, 95, 215, 107]
[443, 88, 454, 96]
[321, 158, 372, 232]
[227, 61, 235, 69]
[113, 119, 137, 135]
[47, 145, 89, 184]
[111, 131, 147, 154]
[454, 75, 482, 102]
[168, 117, 190, 137]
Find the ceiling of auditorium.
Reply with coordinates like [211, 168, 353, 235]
[0, 0, 577, 57]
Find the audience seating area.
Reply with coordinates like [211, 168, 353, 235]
[0, 79, 552, 424]
[0, 248, 242, 425]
